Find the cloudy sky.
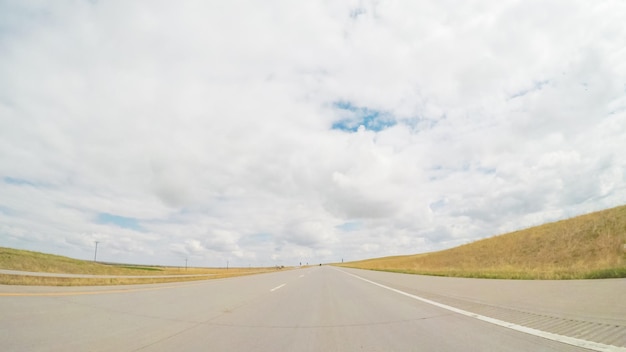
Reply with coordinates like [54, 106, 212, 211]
[1, 1, 625, 267]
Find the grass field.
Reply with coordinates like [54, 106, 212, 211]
[340, 204, 626, 279]
[0, 247, 280, 286]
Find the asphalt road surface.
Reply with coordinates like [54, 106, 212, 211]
[1, 266, 624, 351]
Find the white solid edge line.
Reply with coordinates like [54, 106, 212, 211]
[337, 269, 626, 352]
[270, 283, 286, 292]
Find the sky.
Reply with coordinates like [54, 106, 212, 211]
[1, 1, 625, 268]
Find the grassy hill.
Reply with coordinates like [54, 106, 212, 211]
[0, 247, 275, 286]
[0, 247, 168, 275]
[340, 205, 626, 279]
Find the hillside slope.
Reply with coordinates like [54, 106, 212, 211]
[342, 205, 626, 279]
[0, 247, 277, 286]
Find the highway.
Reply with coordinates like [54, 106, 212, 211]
[1, 266, 624, 351]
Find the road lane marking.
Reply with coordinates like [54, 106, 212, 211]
[270, 283, 286, 292]
[299, 275, 305, 278]
[338, 269, 626, 352]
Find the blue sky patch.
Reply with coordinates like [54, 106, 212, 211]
[0, 205, 14, 215]
[350, 8, 366, 19]
[4, 177, 36, 186]
[97, 213, 142, 230]
[250, 233, 272, 242]
[429, 199, 448, 211]
[510, 80, 550, 99]
[331, 101, 396, 132]
[336, 221, 362, 231]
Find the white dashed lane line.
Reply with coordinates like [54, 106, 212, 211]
[270, 284, 286, 292]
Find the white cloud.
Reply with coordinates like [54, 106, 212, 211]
[1, 1, 625, 266]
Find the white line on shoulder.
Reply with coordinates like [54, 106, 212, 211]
[336, 268, 626, 352]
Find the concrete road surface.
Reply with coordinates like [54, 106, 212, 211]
[1, 266, 624, 351]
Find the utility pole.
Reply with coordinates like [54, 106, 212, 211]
[94, 241, 100, 262]
[185, 257, 188, 271]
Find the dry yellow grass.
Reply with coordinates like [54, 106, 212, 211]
[0, 247, 281, 286]
[341, 205, 626, 279]
[0, 268, 276, 286]
[0, 247, 208, 276]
